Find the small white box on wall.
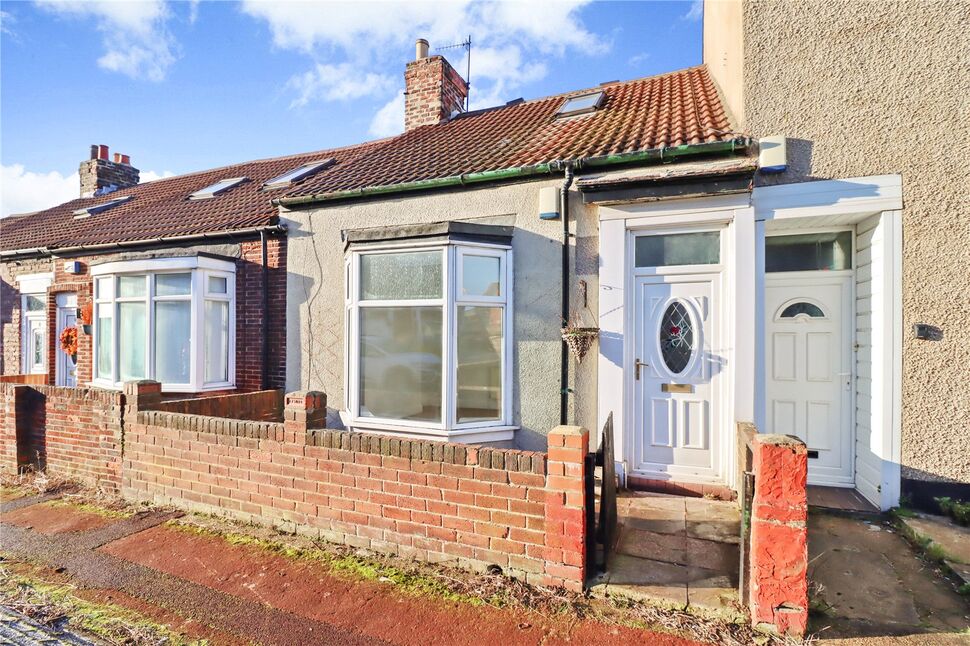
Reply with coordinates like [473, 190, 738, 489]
[758, 136, 787, 173]
[63, 260, 82, 274]
[538, 186, 560, 220]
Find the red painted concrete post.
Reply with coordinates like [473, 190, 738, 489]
[749, 434, 809, 637]
[544, 425, 589, 591]
[283, 391, 326, 442]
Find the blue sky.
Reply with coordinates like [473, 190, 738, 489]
[0, 0, 703, 217]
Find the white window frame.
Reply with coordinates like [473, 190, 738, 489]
[16, 272, 52, 375]
[90, 256, 236, 393]
[344, 241, 514, 443]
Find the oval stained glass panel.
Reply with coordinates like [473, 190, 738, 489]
[659, 301, 694, 374]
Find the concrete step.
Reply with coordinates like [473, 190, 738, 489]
[615, 524, 741, 576]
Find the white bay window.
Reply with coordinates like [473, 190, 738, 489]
[91, 256, 235, 392]
[345, 224, 513, 443]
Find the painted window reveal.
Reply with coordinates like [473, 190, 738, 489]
[347, 244, 511, 435]
[92, 259, 235, 392]
[779, 302, 825, 319]
[659, 301, 694, 374]
[635, 231, 720, 267]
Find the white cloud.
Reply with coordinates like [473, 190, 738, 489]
[241, 0, 607, 128]
[1, 164, 78, 218]
[1, 9, 16, 37]
[35, 0, 178, 81]
[628, 52, 650, 67]
[682, 0, 703, 22]
[369, 92, 405, 138]
[287, 63, 395, 108]
[1, 164, 175, 218]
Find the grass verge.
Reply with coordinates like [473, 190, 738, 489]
[0, 559, 204, 646]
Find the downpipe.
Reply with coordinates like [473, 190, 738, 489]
[560, 164, 575, 425]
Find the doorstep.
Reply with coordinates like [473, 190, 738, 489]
[589, 491, 744, 622]
[626, 475, 736, 502]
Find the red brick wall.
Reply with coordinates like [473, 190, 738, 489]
[153, 389, 283, 421]
[13, 385, 124, 489]
[236, 237, 287, 391]
[404, 55, 468, 131]
[0, 383, 19, 475]
[122, 393, 589, 590]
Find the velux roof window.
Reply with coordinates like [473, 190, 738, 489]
[263, 159, 334, 189]
[73, 195, 132, 219]
[189, 177, 247, 200]
[556, 91, 605, 118]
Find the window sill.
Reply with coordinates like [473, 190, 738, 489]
[343, 415, 516, 444]
[87, 380, 236, 395]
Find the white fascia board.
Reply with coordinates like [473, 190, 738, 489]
[753, 175, 903, 222]
[91, 255, 236, 276]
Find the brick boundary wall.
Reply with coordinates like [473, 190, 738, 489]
[8, 384, 125, 489]
[0, 375, 48, 385]
[0, 384, 20, 475]
[121, 385, 589, 590]
[748, 433, 809, 637]
[153, 389, 283, 422]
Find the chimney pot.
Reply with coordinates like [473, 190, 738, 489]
[79, 144, 139, 198]
[121, 154, 130, 165]
[113, 153, 122, 164]
[416, 38, 429, 60]
[97, 144, 109, 160]
[89, 145, 99, 160]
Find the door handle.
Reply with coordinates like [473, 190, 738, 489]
[635, 359, 649, 380]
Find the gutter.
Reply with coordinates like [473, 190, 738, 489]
[276, 139, 748, 207]
[1, 224, 288, 261]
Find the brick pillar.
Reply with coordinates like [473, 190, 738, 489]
[749, 434, 808, 637]
[544, 425, 589, 591]
[283, 391, 326, 442]
[0, 385, 21, 475]
[122, 380, 161, 416]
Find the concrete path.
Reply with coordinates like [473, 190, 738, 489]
[897, 511, 970, 588]
[808, 512, 969, 642]
[590, 491, 743, 620]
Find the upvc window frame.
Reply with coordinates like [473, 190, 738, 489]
[344, 241, 514, 442]
[90, 256, 236, 393]
[17, 273, 53, 376]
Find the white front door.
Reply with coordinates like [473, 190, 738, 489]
[55, 293, 78, 388]
[766, 275, 853, 485]
[634, 273, 722, 481]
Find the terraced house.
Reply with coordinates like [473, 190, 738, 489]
[2, 2, 967, 635]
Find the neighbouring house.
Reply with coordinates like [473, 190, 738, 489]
[2, 0, 965, 532]
[702, 0, 968, 511]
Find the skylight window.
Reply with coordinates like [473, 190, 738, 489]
[263, 159, 334, 189]
[73, 195, 132, 219]
[189, 177, 247, 200]
[556, 91, 605, 118]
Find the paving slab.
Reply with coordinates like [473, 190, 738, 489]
[808, 512, 970, 639]
[898, 512, 970, 588]
[685, 497, 741, 544]
[594, 553, 689, 609]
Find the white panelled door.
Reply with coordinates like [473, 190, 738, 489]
[634, 273, 721, 481]
[55, 293, 78, 388]
[766, 275, 853, 485]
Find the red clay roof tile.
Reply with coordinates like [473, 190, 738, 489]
[1, 66, 734, 253]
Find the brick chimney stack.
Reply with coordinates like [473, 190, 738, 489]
[404, 38, 468, 132]
[79, 144, 140, 198]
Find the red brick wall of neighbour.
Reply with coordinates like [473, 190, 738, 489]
[0, 384, 19, 475]
[236, 237, 287, 391]
[153, 389, 283, 421]
[0, 235, 286, 394]
[13, 385, 124, 489]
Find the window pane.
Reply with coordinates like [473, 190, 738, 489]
[96, 312, 112, 379]
[780, 302, 825, 318]
[118, 302, 146, 381]
[457, 307, 503, 423]
[359, 306, 442, 422]
[660, 301, 694, 374]
[635, 232, 720, 267]
[96, 277, 112, 300]
[32, 328, 43, 367]
[25, 295, 45, 311]
[765, 232, 852, 272]
[155, 273, 191, 296]
[204, 300, 229, 383]
[208, 276, 227, 294]
[118, 275, 146, 297]
[155, 301, 191, 383]
[360, 251, 442, 300]
[462, 255, 501, 297]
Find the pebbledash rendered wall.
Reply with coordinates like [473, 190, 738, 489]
[707, 0, 970, 487]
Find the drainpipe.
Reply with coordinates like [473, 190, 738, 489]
[560, 164, 575, 425]
[260, 229, 270, 391]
